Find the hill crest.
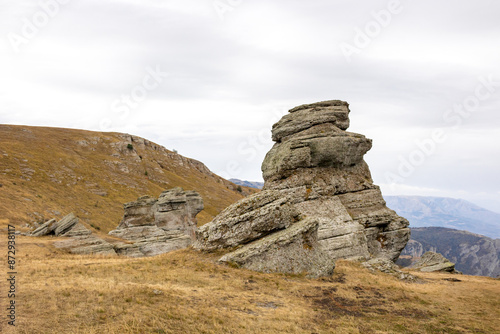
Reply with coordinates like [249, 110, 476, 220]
[0, 124, 256, 232]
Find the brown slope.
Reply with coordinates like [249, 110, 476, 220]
[0, 124, 257, 232]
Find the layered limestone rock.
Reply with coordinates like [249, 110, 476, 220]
[53, 234, 118, 255]
[30, 218, 58, 237]
[31, 213, 117, 255]
[195, 100, 410, 277]
[109, 187, 204, 257]
[409, 251, 459, 273]
[29, 188, 203, 257]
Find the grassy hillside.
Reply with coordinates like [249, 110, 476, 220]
[1, 224, 499, 334]
[0, 125, 257, 232]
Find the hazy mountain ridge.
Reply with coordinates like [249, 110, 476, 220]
[0, 125, 256, 232]
[398, 227, 500, 277]
[384, 195, 500, 239]
[229, 178, 264, 189]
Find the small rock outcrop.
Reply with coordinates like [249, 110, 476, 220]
[362, 258, 416, 281]
[30, 218, 57, 237]
[109, 187, 204, 257]
[31, 213, 116, 255]
[195, 100, 410, 277]
[409, 251, 459, 273]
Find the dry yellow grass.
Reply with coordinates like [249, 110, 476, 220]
[1, 222, 498, 334]
[0, 125, 257, 232]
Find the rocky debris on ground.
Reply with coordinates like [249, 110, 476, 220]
[53, 234, 117, 255]
[195, 100, 410, 278]
[29, 213, 116, 255]
[362, 258, 417, 281]
[409, 251, 460, 273]
[108, 187, 204, 257]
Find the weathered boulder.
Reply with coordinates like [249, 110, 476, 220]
[53, 213, 80, 236]
[109, 187, 204, 257]
[30, 213, 88, 237]
[30, 213, 116, 255]
[409, 251, 459, 273]
[30, 218, 57, 237]
[195, 190, 300, 251]
[219, 217, 335, 277]
[272, 100, 350, 142]
[195, 100, 410, 277]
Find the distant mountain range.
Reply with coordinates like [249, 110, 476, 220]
[229, 179, 264, 190]
[398, 227, 500, 277]
[384, 196, 500, 239]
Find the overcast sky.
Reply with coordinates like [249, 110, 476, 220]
[1, 0, 499, 213]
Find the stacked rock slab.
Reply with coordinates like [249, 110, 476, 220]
[409, 251, 459, 273]
[195, 100, 410, 277]
[31, 213, 117, 255]
[109, 187, 204, 257]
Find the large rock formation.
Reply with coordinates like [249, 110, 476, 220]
[109, 187, 204, 257]
[195, 100, 410, 277]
